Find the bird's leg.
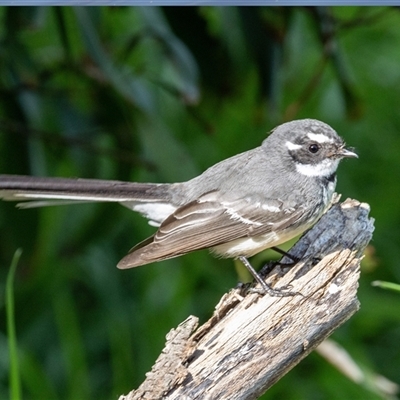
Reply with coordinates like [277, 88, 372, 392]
[262, 247, 300, 287]
[238, 256, 298, 297]
[270, 246, 299, 263]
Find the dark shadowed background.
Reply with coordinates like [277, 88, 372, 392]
[0, 6, 399, 399]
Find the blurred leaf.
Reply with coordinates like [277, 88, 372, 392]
[74, 7, 156, 114]
[4, 6, 46, 32]
[53, 8, 72, 61]
[139, 7, 200, 104]
[162, 6, 230, 97]
[51, 282, 90, 400]
[238, 7, 282, 114]
[20, 351, 59, 400]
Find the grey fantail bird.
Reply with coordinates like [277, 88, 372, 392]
[0, 119, 357, 294]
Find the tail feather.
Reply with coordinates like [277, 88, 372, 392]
[0, 174, 171, 206]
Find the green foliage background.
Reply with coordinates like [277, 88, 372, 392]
[0, 6, 400, 399]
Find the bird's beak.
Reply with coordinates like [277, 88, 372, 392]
[338, 147, 358, 159]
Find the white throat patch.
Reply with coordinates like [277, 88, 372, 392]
[296, 158, 339, 177]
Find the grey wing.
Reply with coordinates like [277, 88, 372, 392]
[117, 193, 305, 268]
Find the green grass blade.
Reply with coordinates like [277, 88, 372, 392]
[6, 249, 23, 400]
[371, 280, 400, 293]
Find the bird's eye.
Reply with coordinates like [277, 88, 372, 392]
[308, 144, 320, 154]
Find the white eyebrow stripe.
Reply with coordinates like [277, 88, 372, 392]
[285, 141, 302, 151]
[307, 133, 334, 143]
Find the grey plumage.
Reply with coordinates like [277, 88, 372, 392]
[0, 119, 357, 275]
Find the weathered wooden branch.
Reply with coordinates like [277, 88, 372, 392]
[119, 198, 374, 400]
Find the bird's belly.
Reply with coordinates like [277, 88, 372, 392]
[210, 223, 312, 258]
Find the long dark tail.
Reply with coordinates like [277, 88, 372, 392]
[0, 174, 171, 208]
